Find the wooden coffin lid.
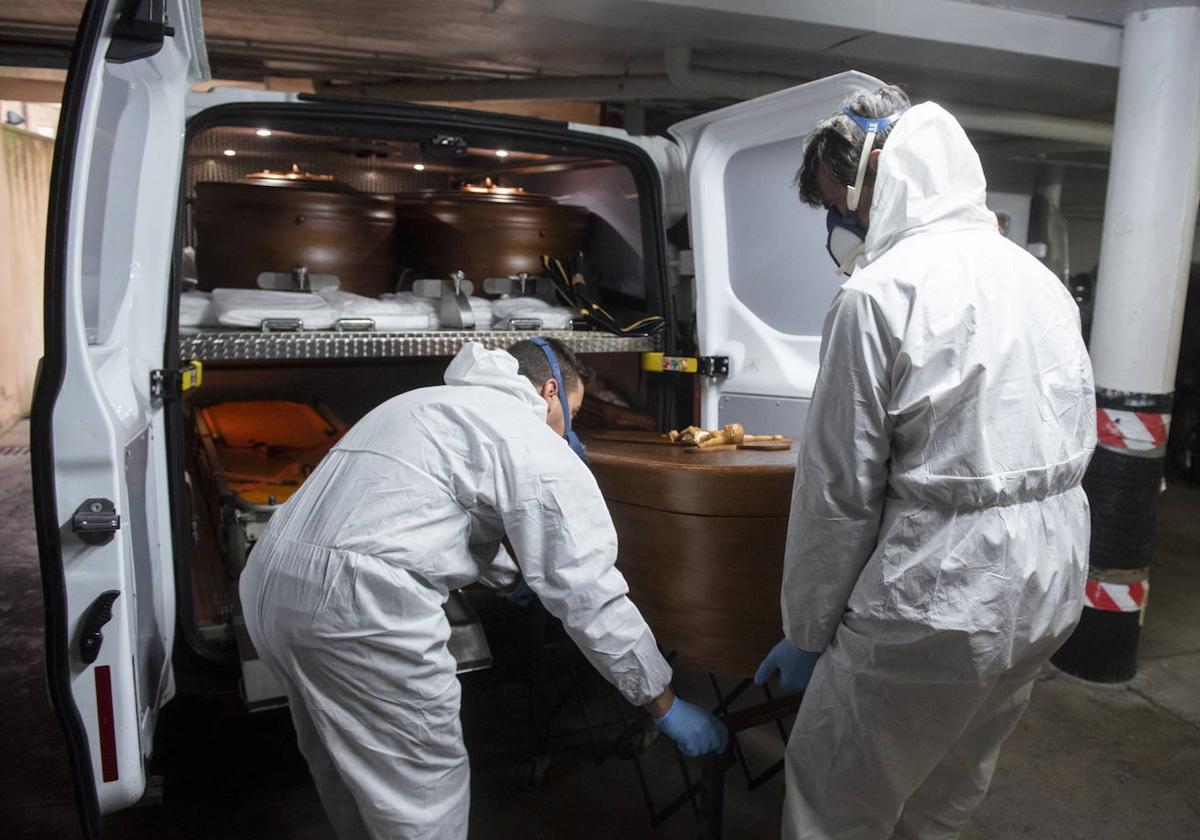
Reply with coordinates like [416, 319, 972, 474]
[581, 432, 796, 517]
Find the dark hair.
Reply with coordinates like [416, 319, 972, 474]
[507, 338, 591, 393]
[794, 84, 911, 208]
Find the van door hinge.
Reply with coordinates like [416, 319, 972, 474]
[106, 0, 175, 64]
[641, 352, 729, 378]
[151, 360, 203, 404]
[73, 499, 121, 546]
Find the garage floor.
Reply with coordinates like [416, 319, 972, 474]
[3, 417, 1199, 839]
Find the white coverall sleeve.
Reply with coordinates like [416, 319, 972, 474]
[783, 286, 895, 652]
[472, 540, 520, 591]
[497, 444, 673, 707]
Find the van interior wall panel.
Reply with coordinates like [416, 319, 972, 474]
[515, 165, 646, 301]
[182, 123, 651, 304]
[0, 125, 52, 432]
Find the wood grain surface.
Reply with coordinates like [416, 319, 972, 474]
[607, 500, 788, 676]
[583, 435, 797, 676]
[584, 432, 796, 517]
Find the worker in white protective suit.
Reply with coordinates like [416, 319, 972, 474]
[753, 86, 1096, 839]
[239, 338, 727, 840]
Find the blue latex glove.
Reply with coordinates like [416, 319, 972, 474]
[754, 639, 821, 694]
[501, 577, 536, 608]
[654, 697, 729, 757]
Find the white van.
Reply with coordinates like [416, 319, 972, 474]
[31, 0, 882, 831]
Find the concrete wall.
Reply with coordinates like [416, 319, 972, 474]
[0, 125, 52, 433]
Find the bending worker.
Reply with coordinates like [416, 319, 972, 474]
[240, 338, 727, 839]
[754, 86, 1096, 838]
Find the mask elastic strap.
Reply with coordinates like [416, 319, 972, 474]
[530, 338, 587, 461]
[845, 129, 875, 213]
[842, 107, 906, 213]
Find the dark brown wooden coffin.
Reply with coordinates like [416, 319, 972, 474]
[193, 181, 399, 295]
[584, 432, 797, 677]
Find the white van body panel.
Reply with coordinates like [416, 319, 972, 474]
[669, 71, 885, 441]
[185, 86, 299, 117]
[51, 0, 207, 813]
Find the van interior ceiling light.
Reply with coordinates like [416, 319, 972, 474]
[256, 128, 272, 137]
[413, 163, 426, 171]
[223, 149, 236, 157]
[495, 149, 509, 158]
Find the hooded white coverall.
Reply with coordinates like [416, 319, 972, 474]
[781, 103, 1096, 839]
[239, 343, 673, 839]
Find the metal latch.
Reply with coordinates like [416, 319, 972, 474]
[151, 360, 203, 403]
[641, 352, 730, 378]
[73, 499, 121, 546]
[80, 590, 121, 665]
[424, 134, 469, 158]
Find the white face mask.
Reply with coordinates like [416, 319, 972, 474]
[826, 212, 867, 276]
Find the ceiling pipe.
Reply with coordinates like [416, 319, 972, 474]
[946, 104, 1113, 148]
[315, 74, 683, 102]
[663, 48, 1114, 148]
[662, 45, 794, 101]
[320, 47, 1114, 147]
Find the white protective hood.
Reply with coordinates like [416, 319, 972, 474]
[862, 102, 998, 267]
[443, 341, 548, 423]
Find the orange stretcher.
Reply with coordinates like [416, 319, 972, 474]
[194, 400, 346, 574]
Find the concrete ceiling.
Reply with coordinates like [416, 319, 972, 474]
[0, 0, 1194, 122]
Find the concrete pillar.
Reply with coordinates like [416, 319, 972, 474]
[1028, 164, 1070, 285]
[1052, 6, 1200, 682]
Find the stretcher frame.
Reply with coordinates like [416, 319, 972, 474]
[193, 399, 347, 578]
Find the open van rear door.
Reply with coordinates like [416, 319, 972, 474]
[30, 0, 208, 833]
[669, 72, 884, 440]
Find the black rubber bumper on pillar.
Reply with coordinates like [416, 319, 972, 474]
[1051, 390, 1170, 683]
[1052, 605, 1142, 683]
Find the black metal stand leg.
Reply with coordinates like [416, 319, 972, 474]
[524, 600, 550, 789]
[707, 673, 797, 791]
[697, 747, 732, 840]
[526, 601, 547, 751]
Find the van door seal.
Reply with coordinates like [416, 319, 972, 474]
[32, 0, 116, 834]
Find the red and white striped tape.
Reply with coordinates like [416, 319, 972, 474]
[1097, 409, 1170, 452]
[1084, 579, 1149, 613]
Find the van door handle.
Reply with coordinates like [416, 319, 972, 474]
[79, 591, 121, 665]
